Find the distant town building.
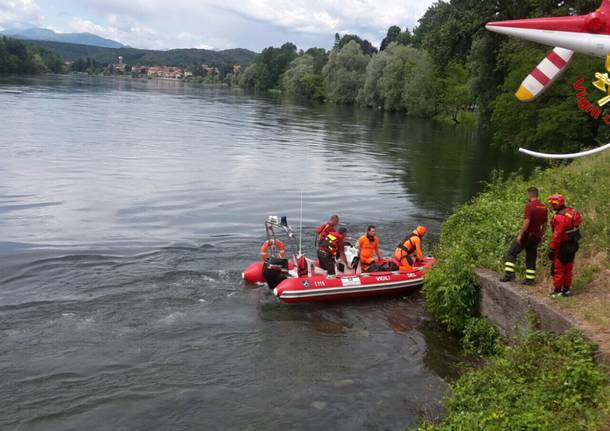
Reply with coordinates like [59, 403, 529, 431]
[132, 66, 148, 75]
[146, 66, 186, 79]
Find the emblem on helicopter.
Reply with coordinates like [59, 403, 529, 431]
[486, 1, 610, 158]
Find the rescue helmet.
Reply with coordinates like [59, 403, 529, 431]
[548, 194, 566, 210]
[413, 225, 428, 237]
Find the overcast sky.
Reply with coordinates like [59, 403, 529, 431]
[0, 0, 436, 51]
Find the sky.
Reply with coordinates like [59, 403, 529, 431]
[0, 0, 436, 51]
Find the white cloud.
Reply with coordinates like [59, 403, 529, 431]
[74, 0, 434, 38]
[0, 0, 43, 30]
[219, 0, 431, 34]
[8, 0, 437, 50]
[68, 15, 217, 50]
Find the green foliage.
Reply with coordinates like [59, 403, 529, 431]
[402, 50, 439, 117]
[423, 256, 479, 333]
[491, 40, 601, 153]
[440, 61, 471, 123]
[333, 33, 377, 55]
[20, 39, 256, 67]
[282, 55, 326, 101]
[423, 151, 610, 334]
[239, 63, 258, 90]
[359, 44, 434, 113]
[412, 0, 606, 152]
[358, 48, 388, 108]
[303, 48, 328, 74]
[380, 26, 412, 51]
[461, 317, 501, 356]
[417, 330, 610, 431]
[323, 40, 370, 104]
[70, 57, 102, 74]
[240, 43, 297, 91]
[0, 37, 64, 74]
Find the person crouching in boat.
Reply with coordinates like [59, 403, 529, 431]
[358, 225, 382, 272]
[394, 226, 427, 272]
[318, 227, 348, 276]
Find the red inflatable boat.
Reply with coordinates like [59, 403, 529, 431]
[242, 216, 436, 303]
[272, 257, 435, 303]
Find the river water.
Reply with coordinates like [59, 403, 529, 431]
[0, 75, 530, 430]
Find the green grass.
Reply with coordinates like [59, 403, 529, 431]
[424, 150, 610, 333]
[419, 151, 610, 430]
[416, 330, 610, 431]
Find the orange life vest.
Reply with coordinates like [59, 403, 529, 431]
[394, 234, 422, 265]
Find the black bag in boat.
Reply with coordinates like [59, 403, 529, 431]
[263, 258, 289, 290]
[366, 261, 398, 273]
[364, 263, 380, 273]
[379, 261, 399, 272]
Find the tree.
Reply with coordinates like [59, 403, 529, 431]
[240, 42, 298, 91]
[304, 48, 328, 74]
[323, 40, 370, 104]
[239, 63, 258, 89]
[0, 37, 65, 74]
[440, 61, 471, 123]
[334, 33, 378, 55]
[380, 26, 401, 51]
[358, 49, 389, 108]
[490, 38, 599, 153]
[282, 54, 325, 100]
[381, 44, 420, 111]
[396, 29, 412, 46]
[402, 50, 439, 117]
[380, 26, 412, 51]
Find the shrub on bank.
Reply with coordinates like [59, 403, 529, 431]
[416, 330, 610, 431]
[461, 317, 501, 357]
[419, 152, 610, 430]
[423, 151, 610, 332]
[423, 255, 479, 333]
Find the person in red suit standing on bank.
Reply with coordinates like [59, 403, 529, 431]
[548, 194, 582, 298]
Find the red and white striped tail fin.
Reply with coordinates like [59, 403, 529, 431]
[516, 47, 575, 102]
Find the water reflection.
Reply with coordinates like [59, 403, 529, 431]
[0, 75, 511, 430]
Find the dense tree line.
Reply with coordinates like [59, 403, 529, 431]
[241, 0, 608, 153]
[0, 37, 64, 74]
[241, 30, 469, 122]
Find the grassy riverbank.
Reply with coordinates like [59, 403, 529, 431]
[419, 151, 610, 430]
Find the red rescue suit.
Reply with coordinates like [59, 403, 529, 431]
[549, 208, 579, 290]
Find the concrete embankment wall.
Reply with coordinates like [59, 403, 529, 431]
[475, 268, 609, 365]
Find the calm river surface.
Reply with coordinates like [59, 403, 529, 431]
[0, 75, 531, 430]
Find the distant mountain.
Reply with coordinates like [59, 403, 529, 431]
[1, 28, 124, 48]
[19, 39, 258, 66]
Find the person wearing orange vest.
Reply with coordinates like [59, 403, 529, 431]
[394, 226, 427, 272]
[358, 225, 382, 272]
[548, 194, 582, 298]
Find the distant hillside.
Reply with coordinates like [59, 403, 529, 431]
[20, 40, 257, 66]
[0, 28, 124, 48]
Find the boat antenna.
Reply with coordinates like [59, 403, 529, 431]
[299, 191, 303, 256]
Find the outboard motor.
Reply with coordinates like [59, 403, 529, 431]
[263, 258, 289, 290]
